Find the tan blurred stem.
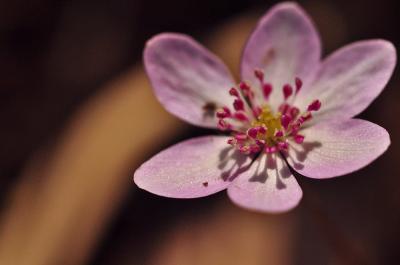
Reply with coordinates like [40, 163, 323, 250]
[150, 201, 294, 265]
[0, 11, 295, 265]
[0, 67, 186, 265]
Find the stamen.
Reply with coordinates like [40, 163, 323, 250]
[283, 84, 293, 100]
[233, 111, 249, 122]
[250, 144, 261, 153]
[258, 126, 267, 135]
[263, 83, 273, 100]
[233, 99, 245, 111]
[239, 145, 250, 154]
[218, 119, 231, 130]
[279, 103, 290, 115]
[295, 77, 302, 94]
[289, 107, 300, 118]
[290, 124, 300, 135]
[307, 100, 321, 111]
[275, 130, 284, 137]
[239, 82, 255, 101]
[254, 69, 264, 82]
[256, 139, 265, 145]
[277, 141, 288, 150]
[265, 146, 277, 154]
[229, 87, 240, 97]
[235, 133, 247, 141]
[227, 138, 236, 145]
[281, 114, 291, 130]
[252, 106, 262, 117]
[239, 82, 251, 93]
[294, 134, 305, 144]
[247, 127, 258, 139]
[216, 107, 231, 118]
[296, 112, 312, 127]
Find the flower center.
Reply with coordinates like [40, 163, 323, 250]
[216, 69, 321, 155]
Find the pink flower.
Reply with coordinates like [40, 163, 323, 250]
[134, 2, 396, 213]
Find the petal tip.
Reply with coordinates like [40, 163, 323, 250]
[266, 1, 311, 20]
[145, 32, 187, 48]
[226, 155, 304, 214]
[270, 1, 302, 10]
[227, 187, 303, 214]
[292, 119, 391, 179]
[143, 32, 198, 61]
[131, 136, 236, 199]
[143, 32, 192, 63]
[379, 39, 397, 67]
[241, 0, 321, 88]
[132, 167, 147, 190]
[365, 39, 397, 62]
[379, 125, 391, 152]
[372, 39, 396, 50]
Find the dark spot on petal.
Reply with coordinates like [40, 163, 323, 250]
[262, 48, 276, 67]
[202, 102, 217, 118]
[202, 182, 209, 187]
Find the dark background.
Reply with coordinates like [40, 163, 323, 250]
[0, 0, 399, 264]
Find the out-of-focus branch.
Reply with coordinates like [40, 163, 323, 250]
[0, 68, 186, 265]
[150, 201, 294, 265]
[0, 11, 294, 265]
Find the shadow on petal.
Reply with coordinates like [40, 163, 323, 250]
[285, 141, 322, 171]
[218, 146, 253, 182]
[227, 153, 303, 213]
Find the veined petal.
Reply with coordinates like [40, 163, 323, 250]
[227, 154, 303, 213]
[134, 136, 251, 198]
[241, 2, 321, 110]
[144, 33, 236, 128]
[296, 40, 396, 121]
[286, 119, 390, 179]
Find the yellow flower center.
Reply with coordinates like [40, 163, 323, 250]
[251, 105, 283, 146]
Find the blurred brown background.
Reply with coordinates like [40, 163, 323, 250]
[0, 0, 399, 264]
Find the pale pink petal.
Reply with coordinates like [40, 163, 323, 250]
[296, 40, 396, 121]
[286, 119, 390, 179]
[241, 2, 321, 110]
[227, 154, 303, 213]
[144, 33, 235, 128]
[134, 136, 251, 198]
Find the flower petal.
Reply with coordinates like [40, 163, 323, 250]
[144, 33, 236, 128]
[286, 119, 390, 179]
[227, 154, 303, 213]
[134, 136, 251, 198]
[241, 2, 321, 110]
[296, 40, 396, 121]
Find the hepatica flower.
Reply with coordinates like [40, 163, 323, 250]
[134, 2, 396, 213]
